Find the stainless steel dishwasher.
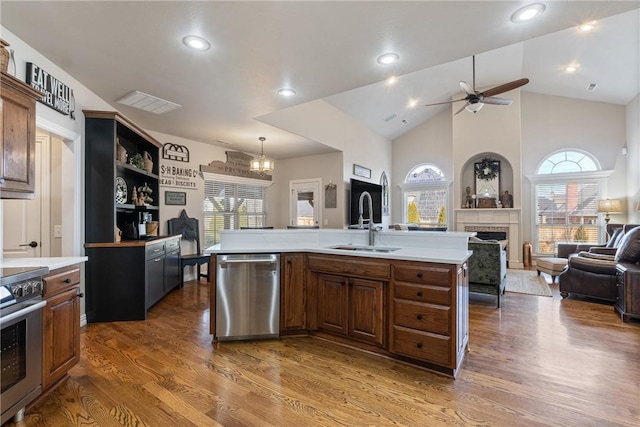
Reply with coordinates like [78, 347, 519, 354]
[216, 254, 280, 341]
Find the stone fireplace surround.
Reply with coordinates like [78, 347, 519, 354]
[456, 209, 522, 268]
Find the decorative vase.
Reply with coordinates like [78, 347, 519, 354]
[116, 139, 127, 163]
[0, 39, 10, 74]
[143, 151, 153, 174]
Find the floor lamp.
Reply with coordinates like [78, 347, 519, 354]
[597, 199, 622, 239]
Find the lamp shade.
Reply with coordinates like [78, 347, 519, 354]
[597, 199, 622, 214]
[465, 102, 484, 113]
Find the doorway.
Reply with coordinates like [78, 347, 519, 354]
[289, 178, 322, 228]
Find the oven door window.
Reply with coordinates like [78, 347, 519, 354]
[1, 319, 27, 393]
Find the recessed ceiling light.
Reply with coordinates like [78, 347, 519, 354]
[510, 3, 546, 23]
[578, 21, 597, 32]
[182, 35, 210, 51]
[386, 76, 398, 85]
[278, 88, 296, 97]
[377, 52, 399, 65]
[408, 99, 418, 108]
[564, 64, 579, 73]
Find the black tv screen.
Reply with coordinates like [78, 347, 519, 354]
[349, 178, 382, 225]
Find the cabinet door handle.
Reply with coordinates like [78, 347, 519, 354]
[287, 260, 292, 264]
[416, 291, 423, 297]
[63, 278, 71, 284]
[416, 342, 423, 349]
[416, 314, 423, 320]
[416, 273, 423, 278]
[78, 293, 84, 298]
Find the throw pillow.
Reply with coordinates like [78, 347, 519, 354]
[614, 226, 640, 263]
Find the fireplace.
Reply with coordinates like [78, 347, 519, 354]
[455, 209, 522, 268]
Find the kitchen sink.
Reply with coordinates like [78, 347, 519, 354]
[328, 245, 401, 253]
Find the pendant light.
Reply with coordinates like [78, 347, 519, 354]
[250, 137, 274, 174]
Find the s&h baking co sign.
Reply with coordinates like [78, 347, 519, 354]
[26, 62, 75, 119]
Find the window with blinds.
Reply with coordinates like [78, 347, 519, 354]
[203, 180, 266, 246]
[535, 182, 600, 254]
[401, 164, 449, 225]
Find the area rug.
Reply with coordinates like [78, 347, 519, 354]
[505, 269, 552, 297]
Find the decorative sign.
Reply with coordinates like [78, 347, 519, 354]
[160, 163, 200, 189]
[165, 191, 186, 205]
[162, 143, 190, 162]
[325, 182, 337, 209]
[353, 164, 371, 179]
[200, 151, 272, 181]
[25, 62, 75, 119]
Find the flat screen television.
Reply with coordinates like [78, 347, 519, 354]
[349, 178, 382, 226]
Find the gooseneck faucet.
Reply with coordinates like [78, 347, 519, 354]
[358, 191, 379, 246]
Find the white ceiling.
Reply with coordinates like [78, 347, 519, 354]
[2, 1, 638, 158]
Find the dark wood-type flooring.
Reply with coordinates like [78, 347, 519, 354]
[8, 271, 640, 427]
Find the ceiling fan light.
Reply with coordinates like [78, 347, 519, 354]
[465, 102, 484, 113]
[511, 3, 546, 23]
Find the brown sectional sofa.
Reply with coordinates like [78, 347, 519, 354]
[558, 224, 640, 302]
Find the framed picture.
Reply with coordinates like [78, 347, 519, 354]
[353, 164, 371, 179]
[165, 191, 186, 205]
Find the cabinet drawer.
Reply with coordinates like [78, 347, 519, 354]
[393, 299, 450, 335]
[391, 326, 450, 366]
[165, 238, 180, 253]
[146, 242, 165, 259]
[43, 266, 81, 297]
[307, 255, 389, 279]
[394, 282, 450, 305]
[393, 264, 451, 286]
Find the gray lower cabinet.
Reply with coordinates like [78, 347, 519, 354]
[85, 236, 181, 322]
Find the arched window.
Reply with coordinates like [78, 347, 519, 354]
[398, 164, 450, 228]
[530, 150, 611, 255]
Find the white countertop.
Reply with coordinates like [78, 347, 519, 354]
[1, 256, 88, 271]
[206, 229, 473, 264]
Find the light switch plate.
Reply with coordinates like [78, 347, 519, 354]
[54, 225, 62, 238]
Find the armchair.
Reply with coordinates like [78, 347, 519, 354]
[557, 224, 639, 258]
[468, 238, 507, 307]
[559, 226, 640, 302]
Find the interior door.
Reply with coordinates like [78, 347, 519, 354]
[289, 178, 322, 227]
[2, 133, 46, 258]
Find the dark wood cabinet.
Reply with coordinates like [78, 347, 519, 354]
[310, 255, 388, 347]
[42, 265, 81, 391]
[389, 260, 468, 375]
[615, 264, 640, 323]
[281, 253, 306, 332]
[0, 72, 43, 199]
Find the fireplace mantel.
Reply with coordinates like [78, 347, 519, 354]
[455, 208, 522, 268]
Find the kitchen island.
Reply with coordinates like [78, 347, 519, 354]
[207, 229, 473, 377]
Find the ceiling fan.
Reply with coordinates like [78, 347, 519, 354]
[425, 55, 529, 115]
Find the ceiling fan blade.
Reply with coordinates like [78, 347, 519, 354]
[460, 81, 475, 96]
[454, 103, 469, 116]
[482, 78, 530, 97]
[482, 96, 513, 106]
[424, 98, 467, 107]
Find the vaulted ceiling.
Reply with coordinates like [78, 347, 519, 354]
[2, 1, 638, 158]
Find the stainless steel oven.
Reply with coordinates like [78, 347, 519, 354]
[0, 266, 48, 424]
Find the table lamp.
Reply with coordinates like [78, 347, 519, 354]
[597, 199, 622, 224]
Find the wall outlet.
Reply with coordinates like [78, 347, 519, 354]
[54, 225, 62, 238]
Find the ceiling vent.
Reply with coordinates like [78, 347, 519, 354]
[384, 113, 398, 122]
[116, 90, 182, 114]
[586, 83, 598, 92]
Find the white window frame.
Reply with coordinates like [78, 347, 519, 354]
[398, 164, 451, 228]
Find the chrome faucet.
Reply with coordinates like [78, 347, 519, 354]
[358, 191, 380, 246]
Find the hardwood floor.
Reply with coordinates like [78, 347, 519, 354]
[10, 273, 640, 427]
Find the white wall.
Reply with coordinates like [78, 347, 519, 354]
[269, 152, 344, 229]
[626, 94, 640, 223]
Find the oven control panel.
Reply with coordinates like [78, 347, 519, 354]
[0, 280, 43, 308]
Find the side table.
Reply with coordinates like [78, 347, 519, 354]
[615, 263, 640, 323]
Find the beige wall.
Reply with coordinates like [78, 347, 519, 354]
[626, 94, 640, 223]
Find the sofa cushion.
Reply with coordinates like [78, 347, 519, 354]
[615, 226, 640, 263]
[568, 253, 617, 275]
[606, 228, 623, 247]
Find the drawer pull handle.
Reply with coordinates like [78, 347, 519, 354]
[287, 260, 292, 264]
[417, 291, 423, 297]
[78, 293, 84, 298]
[63, 278, 71, 284]
[416, 273, 423, 278]
[417, 314, 423, 320]
[416, 342, 423, 349]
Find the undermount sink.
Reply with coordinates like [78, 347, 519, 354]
[328, 245, 401, 253]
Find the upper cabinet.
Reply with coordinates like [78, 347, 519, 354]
[84, 110, 162, 243]
[0, 72, 44, 199]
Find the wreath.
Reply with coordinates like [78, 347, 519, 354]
[475, 158, 500, 181]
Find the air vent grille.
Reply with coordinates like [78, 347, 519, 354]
[116, 90, 182, 114]
[586, 83, 598, 91]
